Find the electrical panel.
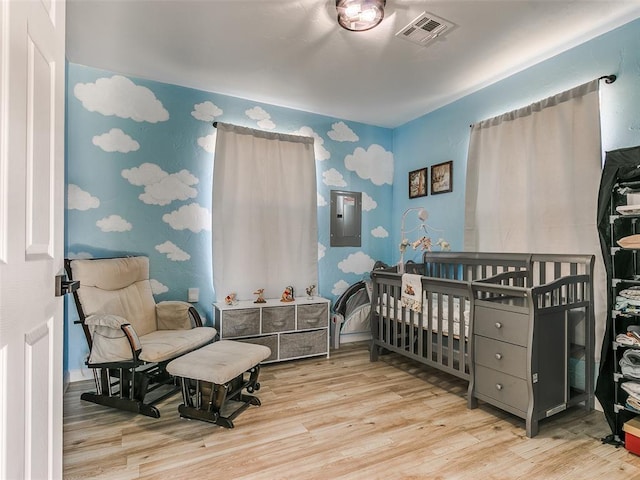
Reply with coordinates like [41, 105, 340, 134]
[330, 190, 362, 247]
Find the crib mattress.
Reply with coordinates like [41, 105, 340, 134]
[377, 293, 470, 338]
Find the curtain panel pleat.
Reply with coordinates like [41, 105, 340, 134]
[212, 123, 318, 301]
[464, 79, 607, 360]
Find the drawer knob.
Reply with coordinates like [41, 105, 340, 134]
[495, 383, 503, 391]
[495, 353, 502, 360]
[494, 322, 502, 329]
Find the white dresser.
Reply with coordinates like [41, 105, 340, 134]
[213, 297, 330, 363]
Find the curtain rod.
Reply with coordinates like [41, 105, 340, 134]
[469, 74, 617, 128]
[213, 77, 618, 131]
[212, 78, 617, 132]
[599, 74, 617, 84]
[211, 121, 315, 144]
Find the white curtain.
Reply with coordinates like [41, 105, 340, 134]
[464, 79, 606, 359]
[212, 123, 318, 301]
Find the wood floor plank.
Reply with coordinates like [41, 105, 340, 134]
[64, 342, 637, 479]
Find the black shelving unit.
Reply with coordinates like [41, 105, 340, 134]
[609, 183, 640, 442]
[595, 145, 640, 444]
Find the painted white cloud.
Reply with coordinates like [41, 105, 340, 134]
[294, 126, 330, 161]
[96, 215, 132, 232]
[122, 162, 166, 186]
[246, 106, 276, 130]
[162, 203, 211, 232]
[318, 242, 326, 260]
[246, 106, 270, 121]
[92, 128, 140, 153]
[371, 226, 389, 238]
[338, 251, 375, 274]
[150, 279, 169, 295]
[328, 121, 359, 142]
[197, 132, 217, 153]
[122, 163, 198, 206]
[345, 144, 394, 186]
[362, 192, 377, 211]
[155, 240, 191, 261]
[192, 101, 223, 122]
[332, 279, 350, 296]
[258, 119, 276, 130]
[74, 75, 169, 123]
[317, 193, 327, 207]
[67, 184, 100, 210]
[322, 168, 347, 187]
[139, 171, 198, 206]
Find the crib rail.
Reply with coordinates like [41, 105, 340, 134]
[422, 252, 530, 281]
[370, 252, 595, 415]
[370, 269, 472, 381]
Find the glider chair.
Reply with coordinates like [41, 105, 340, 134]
[66, 256, 217, 418]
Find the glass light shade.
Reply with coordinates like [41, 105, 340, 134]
[336, 0, 385, 32]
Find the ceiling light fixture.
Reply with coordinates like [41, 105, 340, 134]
[336, 0, 386, 32]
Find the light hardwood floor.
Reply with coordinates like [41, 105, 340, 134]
[64, 342, 640, 480]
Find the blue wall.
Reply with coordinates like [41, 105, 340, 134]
[65, 65, 393, 376]
[65, 18, 640, 377]
[391, 18, 640, 253]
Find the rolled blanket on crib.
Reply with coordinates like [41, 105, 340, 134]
[401, 273, 423, 313]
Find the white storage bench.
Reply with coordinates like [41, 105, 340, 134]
[166, 340, 271, 428]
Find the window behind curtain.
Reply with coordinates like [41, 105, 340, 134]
[212, 123, 318, 301]
[464, 79, 606, 360]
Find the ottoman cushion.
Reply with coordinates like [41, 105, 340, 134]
[167, 340, 271, 385]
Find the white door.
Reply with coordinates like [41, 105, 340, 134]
[0, 0, 66, 479]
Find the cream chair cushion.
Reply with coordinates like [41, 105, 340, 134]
[70, 256, 217, 364]
[140, 328, 218, 363]
[72, 257, 157, 336]
[167, 340, 271, 385]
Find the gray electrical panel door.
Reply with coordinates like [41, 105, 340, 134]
[330, 190, 362, 247]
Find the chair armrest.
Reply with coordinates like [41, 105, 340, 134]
[85, 313, 129, 328]
[156, 301, 203, 329]
[85, 314, 142, 365]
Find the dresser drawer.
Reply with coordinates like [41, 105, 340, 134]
[297, 303, 329, 330]
[221, 308, 261, 337]
[280, 329, 327, 359]
[474, 305, 529, 346]
[235, 335, 279, 362]
[474, 365, 528, 413]
[475, 335, 527, 379]
[262, 305, 295, 333]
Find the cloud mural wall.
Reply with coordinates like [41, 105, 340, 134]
[74, 75, 170, 122]
[65, 63, 393, 378]
[92, 128, 140, 153]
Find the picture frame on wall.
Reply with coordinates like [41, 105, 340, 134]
[408, 168, 428, 199]
[431, 161, 453, 194]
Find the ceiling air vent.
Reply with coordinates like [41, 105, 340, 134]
[395, 12, 453, 46]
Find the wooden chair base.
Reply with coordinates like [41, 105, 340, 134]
[176, 367, 263, 428]
[79, 364, 179, 418]
[177, 393, 261, 428]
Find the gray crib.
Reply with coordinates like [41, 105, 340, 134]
[370, 252, 595, 437]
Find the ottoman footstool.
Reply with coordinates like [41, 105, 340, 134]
[166, 340, 271, 428]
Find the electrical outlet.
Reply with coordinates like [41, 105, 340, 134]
[188, 288, 199, 303]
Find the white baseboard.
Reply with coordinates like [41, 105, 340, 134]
[336, 332, 371, 346]
[68, 368, 94, 383]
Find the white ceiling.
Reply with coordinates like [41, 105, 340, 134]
[66, 0, 640, 128]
